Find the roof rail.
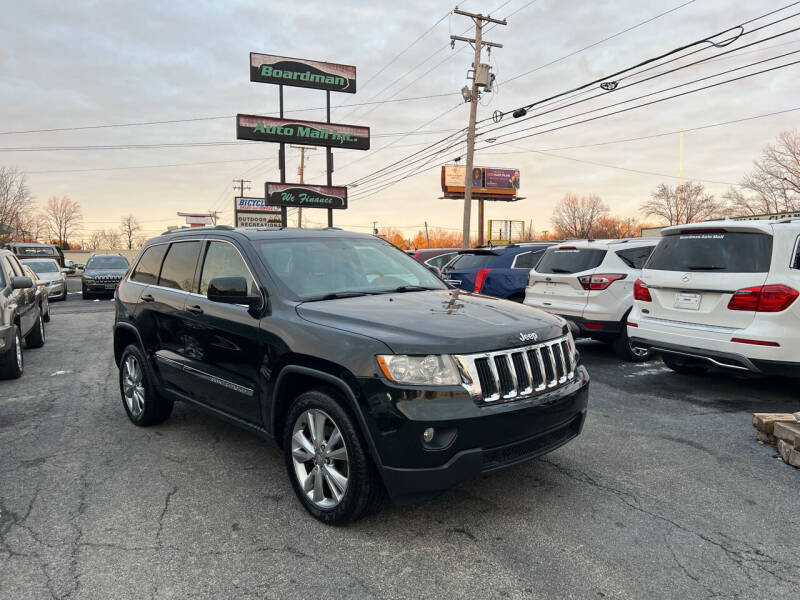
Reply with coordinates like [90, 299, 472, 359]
[774, 216, 800, 224]
[160, 224, 235, 235]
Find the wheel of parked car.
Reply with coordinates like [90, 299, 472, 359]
[118, 344, 174, 426]
[25, 314, 45, 349]
[283, 389, 382, 525]
[42, 303, 50, 323]
[60, 289, 68, 302]
[662, 355, 709, 375]
[612, 327, 652, 362]
[0, 325, 24, 380]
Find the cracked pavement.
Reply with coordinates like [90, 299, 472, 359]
[1, 295, 798, 599]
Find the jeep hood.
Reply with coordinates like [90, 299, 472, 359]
[296, 289, 565, 354]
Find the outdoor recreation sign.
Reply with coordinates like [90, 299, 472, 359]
[250, 53, 356, 94]
[237, 114, 370, 151]
[265, 183, 348, 210]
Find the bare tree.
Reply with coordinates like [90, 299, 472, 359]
[44, 196, 82, 248]
[120, 215, 142, 250]
[102, 229, 120, 248]
[88, 230, 104, 250]
[0, 166, 35, 243]
[551, 193, 609, 238]
[725, 130, 800, 215]
[640, 182, 727, 226]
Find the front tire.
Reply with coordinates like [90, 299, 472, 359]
[0, 325, 24, 379]
[25, 314, 45, 349]
[119, 344, 173, 426]
[662, 354, 709, 375]
[283, 389, 382, 525]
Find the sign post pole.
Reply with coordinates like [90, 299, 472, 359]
[279, 84, 287, 228]
[326, 90, 333, 228]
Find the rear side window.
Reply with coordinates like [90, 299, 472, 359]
[512, 250, 544, 269]
[159, 241, 201, 291]
[616, 246, 655, 269]
[792, 237, 800, 270]
[536, 248, 606, 274]
[426, 252, 457, 269]
[131, 244, 168, 285]
[646, 232, 773, 273]
[448, 253, 495, 269]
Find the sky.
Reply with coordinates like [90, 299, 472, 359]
[2, 0, 799, 241]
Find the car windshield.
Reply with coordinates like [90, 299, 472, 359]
[258, 237, 447, 300]
[86, 256, 130, 270]
[15, 246, 57, 257]
[23, 260, 59, 274]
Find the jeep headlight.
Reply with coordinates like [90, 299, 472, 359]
[376, 355, 461, 386]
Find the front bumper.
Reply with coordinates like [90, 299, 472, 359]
[83, 281, 120, 293]
[0, 324, 13, 352]
[46, 282, 66, 297]
[360, 368, 590, 501]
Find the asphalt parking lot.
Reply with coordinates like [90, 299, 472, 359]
[1, 293, 798, 599]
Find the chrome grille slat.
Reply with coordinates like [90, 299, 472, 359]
[455, 335, 576, 404]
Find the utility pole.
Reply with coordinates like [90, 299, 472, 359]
[424, 221, 430, 249]
[291, 145, 315, 228]
[373, 221, 378, 236]
[451, 8, 506, 249]
[232, 179, 251, 227]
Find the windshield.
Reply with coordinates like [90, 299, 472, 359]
[536, 248, 606, 274]
[646, 232, 773, 272]
[258, 237, 447, 300]
[15, 245, 57, 257]
[22, 260, 60, 274]
[86, 256, 130, 270]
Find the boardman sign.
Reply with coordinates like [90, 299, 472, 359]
[250, 53, 356, 93]
[266, 183, 347, 210]
[237, 114, 370, 150]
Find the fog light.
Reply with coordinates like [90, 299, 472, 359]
[423, 427, 435, 443]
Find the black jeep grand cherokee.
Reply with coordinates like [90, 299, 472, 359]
[113, 226, 589, 524]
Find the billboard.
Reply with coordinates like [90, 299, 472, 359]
[237, 114, 370, 150]
[265, 183, 347, 210]
[250, 53, 356, 93]
[235, 212, 282, 228]
[484, 168, 520, 190]
[440, 165, 519, 201]
[235, 197, 281, 212]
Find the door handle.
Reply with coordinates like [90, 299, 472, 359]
[186, 304, 204, 315]
[141, 293, 154, 302]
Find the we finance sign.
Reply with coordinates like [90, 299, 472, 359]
[237, 114, 370, 151]
[250, 53, 356, 93]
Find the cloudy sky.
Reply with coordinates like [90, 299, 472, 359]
[2, 0, 799, 240]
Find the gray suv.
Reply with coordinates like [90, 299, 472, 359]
[0, 249, 46, 379]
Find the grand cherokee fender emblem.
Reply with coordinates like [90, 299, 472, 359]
[519, 331, 538, 343]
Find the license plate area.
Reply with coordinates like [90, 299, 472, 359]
[674, 292, 700, 310]
[104, 284, 117, 289]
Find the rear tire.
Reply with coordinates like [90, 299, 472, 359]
[119, 344, 173, 426]
[42, 303, 50, 323]
[25, 314, 45, 349]
[662, 354, 709, 375]
[0, 326, 24, 380]
[283, 389, 382, 525]
[612, 327, 652, 362]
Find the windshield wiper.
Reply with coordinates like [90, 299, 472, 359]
[687, 265, 726, 271]
[304, 291, 372, 302]
[391, 285, 439, 293]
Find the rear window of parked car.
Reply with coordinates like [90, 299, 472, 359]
[131, 244, 168, 285]
[447, 253, 496, 269]
[158, 242, 201, 292]
[616, 246, 655, 269]
[646, 232, 773, 273]
[536, 248, 606, 274]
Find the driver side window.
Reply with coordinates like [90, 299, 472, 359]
[199, 241, 256, 295]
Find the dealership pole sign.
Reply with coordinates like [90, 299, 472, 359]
[250, 53, 356, 93]
[237, 114, 370, 150]
[266, 183, 347, 210]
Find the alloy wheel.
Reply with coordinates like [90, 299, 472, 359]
[122, 355, 145, 418]
[15, 332, 22, 370]
[629, 342, 650, 358]
[291, 409, 349, 509]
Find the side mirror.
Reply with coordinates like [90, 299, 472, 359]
[207, 276, 262, 308]
[11, 276, 34, 290]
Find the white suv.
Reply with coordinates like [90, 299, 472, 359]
[524, 239, 658, 361]
[628, 219, 800, 376]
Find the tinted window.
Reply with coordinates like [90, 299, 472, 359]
[199, 241, 256, 295]
[512, 250, 544, 269]
[15, 245, 57, 257]
[447, 253, 496, 270]
[536, 248, 606, 274]
[616, 246, 655, 269]
[159, 242, 201, 291]
[131, 244, 168, 285]
[426, 252, 457, 269]
[86, 256, 130, 270]
[646, 232, 773, 273]
[792, 237, 800, 270]
[258, 237, 445, 300]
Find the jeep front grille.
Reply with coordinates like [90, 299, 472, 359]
[453, 335, 575, 404]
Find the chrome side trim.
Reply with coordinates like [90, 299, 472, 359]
[155, 354, 255, 396]
[645, 284, 737, 294]
[637, 315, 736, 334]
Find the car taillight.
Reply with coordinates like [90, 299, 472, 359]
[474, 268, 492, 293]
[728, 284, 798, 312]
[578, 273, 626, 291]
[633, 278, 652, 302]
